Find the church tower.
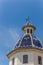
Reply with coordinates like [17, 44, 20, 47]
[7, 17, 43, 65]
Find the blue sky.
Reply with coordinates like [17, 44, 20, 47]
[0, 0, 43, 65]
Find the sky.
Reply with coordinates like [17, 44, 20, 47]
[0, 0, 43, 65]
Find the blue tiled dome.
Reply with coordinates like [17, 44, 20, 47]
[15, 21, 43, 49]
[15, 34, 42, 49]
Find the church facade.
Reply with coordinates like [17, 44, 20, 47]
[7, 18, 43, 65]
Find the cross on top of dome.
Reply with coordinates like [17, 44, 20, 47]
[26, 16, 30, 23]
[26, 16, 31, 26]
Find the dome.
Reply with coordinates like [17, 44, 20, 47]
[15, 17, 43, 49]
[15, 34, 42, 49]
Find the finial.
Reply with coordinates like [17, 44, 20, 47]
[26, 16, 30, 23]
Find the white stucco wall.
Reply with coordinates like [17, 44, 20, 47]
[9, 51, 34, 65]
[9, 51, 43, 65]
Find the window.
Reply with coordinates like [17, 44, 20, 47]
[30, 29, 32, 34]
[12, 58, 14, 65]
[27, 29, 29, 33]
[38, 56, 42, 65]
[23, 55, 28, 64]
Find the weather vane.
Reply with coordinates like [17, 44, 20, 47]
[26, 16, 30, 23]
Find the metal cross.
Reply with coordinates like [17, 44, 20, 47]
[26, 16, 30, 23]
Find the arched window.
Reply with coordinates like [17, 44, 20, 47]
[30, 29, 32, 34]
[27, 29, 29, 33]
[38, 56, 42, 65]
[23, 55, 28, 64]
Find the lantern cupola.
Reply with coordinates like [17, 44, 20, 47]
[22, 17, 36, 35]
